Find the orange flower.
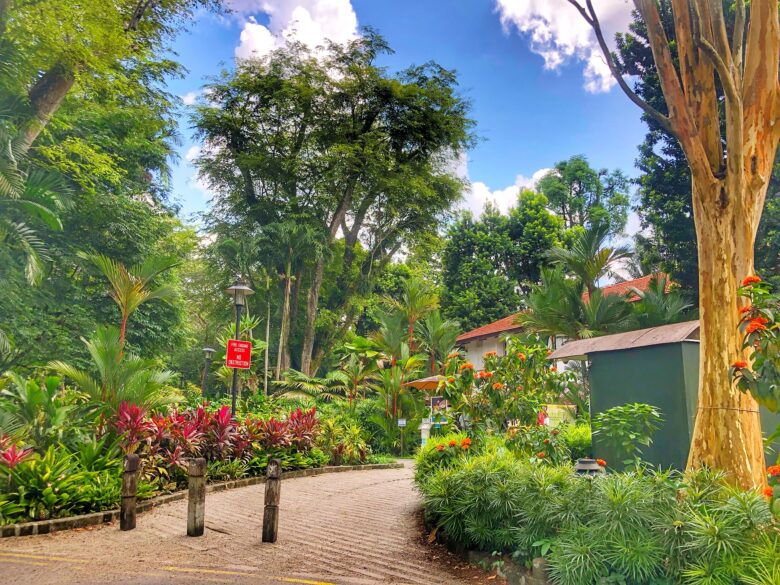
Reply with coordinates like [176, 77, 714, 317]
[484, 371, 494, 378]
[551, 429, 560, 436]
[484, 351, 497, 358]
[746, 318, 768, 334]
[461, 437, 472, 447]
[733, 360, 748, 369]
[550, 366, 557, 372]
[447, 351, 460, 359]
[436, 444, 445, 452]
[492, 382, 504, 390]
[739, 305, 752, 314]
[448, 440, 457, 447]
[596, 458, 607, 467]
[447, 376, 455, 383]
[536, 452, 546, 459]
[767, 465, 780, 477]
[546, 349, 552, 356]
[543, 438, 550, 445]
[764, 486, 774, 499]
[742, 275, 762, 286]
[517, 353, 526, 361]
[459, 362, 474, 371]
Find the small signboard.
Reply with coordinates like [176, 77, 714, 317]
[226, 339, 252, 369]
[397, 418, 407, 428]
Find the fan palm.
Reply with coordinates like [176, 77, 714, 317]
[339, 354, 380, 406]
[546, 222, 631, 294]
[385, 276, 438, 348]
[631, 274, 693, 328]
[50, 326, 179, 418]
[272, 368, 349, 402]
[84, 253, 178, 353]
[416, 310, 461, 374]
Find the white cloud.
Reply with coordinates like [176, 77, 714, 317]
[181, 90, 200, 105]
[185, 145, 201, 162]
[231, 0, 359, 60]
[494, 0, 633, 93]
[458, 154, 551, 216]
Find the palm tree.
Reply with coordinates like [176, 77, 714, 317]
[546, 223, 631, 294]
[50, 326, 178, 419]
[272, 368, 348, 402]
[416, 310, 460, 374]
[631, 274, 693, 328]
[84, 253, 178, 354]
[339, 354, 380, 406]
[372, 309, 407, 366]
[518, 267, 634, 340]
[385, 277, 438, 348]
[0, 126, 65, 284]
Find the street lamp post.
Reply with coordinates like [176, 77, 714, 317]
[201, 347, 215, 396]
[225, 281, 254, 417]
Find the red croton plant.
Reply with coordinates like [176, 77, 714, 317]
[113, 402, 320, 481]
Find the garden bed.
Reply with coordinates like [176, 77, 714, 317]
[0, 462, 402, 538]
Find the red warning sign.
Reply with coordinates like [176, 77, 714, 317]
[226, 339, 252, 369]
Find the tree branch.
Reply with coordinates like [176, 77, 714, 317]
[565, 0, 675, 137]
[732, 0, 746, 70]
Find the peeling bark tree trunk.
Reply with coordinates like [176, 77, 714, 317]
[686, 178, 767, 486]
[275, 258, 293, 379]
[567, 0, 779, 488]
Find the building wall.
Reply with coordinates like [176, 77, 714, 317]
[462, 337, 506, 370]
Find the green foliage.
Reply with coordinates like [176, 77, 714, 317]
[593, 403, 663, 466]
[560, 423, 592, 460]
[506, 424, 569, 466]
[414, 433, 471, 484]
[537, 154, 630, 236]
[417, 450, 779, 585]
[317, 418, 371, 465]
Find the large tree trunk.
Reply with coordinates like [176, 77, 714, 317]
[299, 258, 325, 375]
[686, 177, 766, 487]
[19, 63, 75, 153]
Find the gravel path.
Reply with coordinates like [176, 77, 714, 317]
[0, 463, 495, 585]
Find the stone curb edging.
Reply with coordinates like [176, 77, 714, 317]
[0, 462, 403, 538]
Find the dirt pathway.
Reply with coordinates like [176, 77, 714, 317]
[0, 463, 495, 585]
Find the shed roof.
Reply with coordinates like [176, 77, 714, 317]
[548, 320, 700, 360]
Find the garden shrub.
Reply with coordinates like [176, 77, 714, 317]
[414, 432, 471, 484]
[416, 451, 780, 585]
[560, 422, 592, 460]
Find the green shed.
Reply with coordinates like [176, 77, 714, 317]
[549, 321, 780, 470]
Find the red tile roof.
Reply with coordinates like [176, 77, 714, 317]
[456, 274, 667, 343]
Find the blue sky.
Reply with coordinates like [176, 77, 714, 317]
[166, 0, 646, 231]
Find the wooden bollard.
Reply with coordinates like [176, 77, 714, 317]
[187, 458, 207, 537]
[120, 454, 140, 531]
[261, 459, 282, 543]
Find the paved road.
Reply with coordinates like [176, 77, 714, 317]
[0, 463, 494, 585]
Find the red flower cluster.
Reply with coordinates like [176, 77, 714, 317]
[476, 370, 494, 379]
[743, 275, 762, 287]
[448, 440, 457, 447]
[767, 465, 780, 477]
[483, 351, 497, 358]
[739, 305, 752, 314]
[461, 437, 472, 450]
[746, 316, 769, 334]
[459, 362, 474, 371]
[517, 353, 526, 361]
[764, 487, 774, 499]
[536, 451, 546, 459]
[596, 458, 607, 467]
[436, 444, 445, 452]
[492, 382, 504, 390]
[733, 360, 748, 369]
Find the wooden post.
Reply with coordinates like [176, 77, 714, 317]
[261, 459, 282, 543]
[187, 457, 207, 537]
[120, 454, 140, 531]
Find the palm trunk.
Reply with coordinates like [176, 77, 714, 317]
[300, 257, 324, 375]
[686, 177, 766, 488]
[264, 280, 271, 395]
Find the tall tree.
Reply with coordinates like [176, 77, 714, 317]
[537, 154, 630, 235]
[568, 0, 779, 488]
[616, 3, 780, 294]
[195, 34, 473, 375]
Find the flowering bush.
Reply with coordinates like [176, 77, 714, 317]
[414, 432, 472, 484]
[506, 424, 568, 465]
[438, 335, 577, 436]
[732, 276, 780, 411]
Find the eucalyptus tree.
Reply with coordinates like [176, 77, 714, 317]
[567, 0, 779, 487]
